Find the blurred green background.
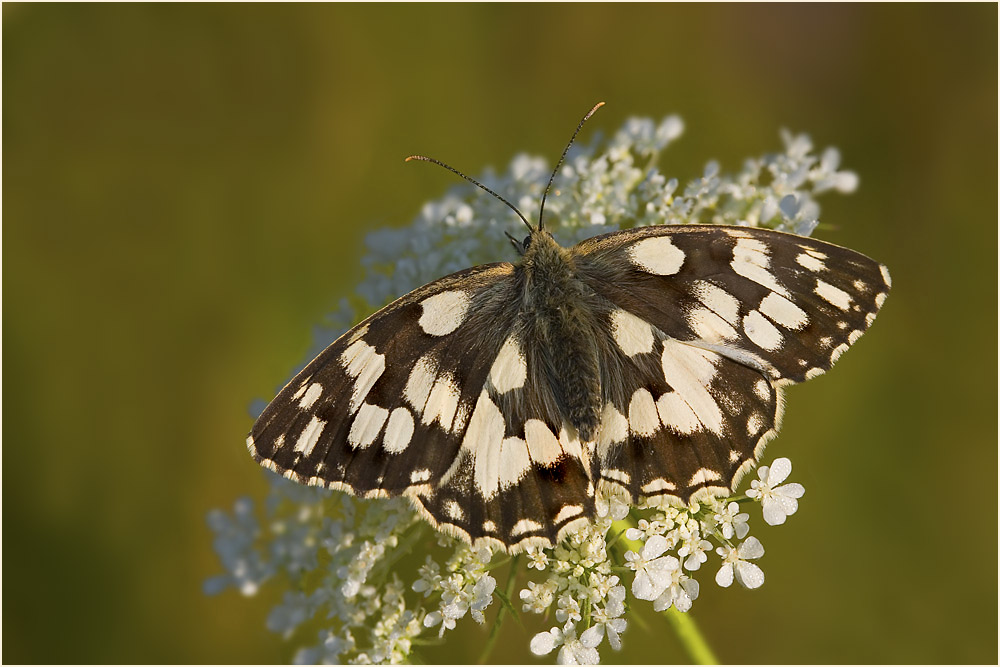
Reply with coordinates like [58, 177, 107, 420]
[3, 3, 996, 664]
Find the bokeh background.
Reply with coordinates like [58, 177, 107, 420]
[3, 3, 996, 664]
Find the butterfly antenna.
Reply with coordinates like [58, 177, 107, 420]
[405, 155, 534, 234]
[537, 101, 605, 232]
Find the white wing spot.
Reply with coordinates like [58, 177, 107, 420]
[293, 415, 326, 457]
[410, 469, 432, 484]
[383, 407, 415, 454]
[690, 280, 741, 323]
[348, 403, 389, 449]
[423, 373, 461, 432]
[610, 309, 656, 356]
[656, 391, 701, 435]
[731, 237, 790, 297]
[341, 340, 386, 413]
[848, 329, 864, 345]
[558, 425, 587, 468]
[554, 505, 584, 524]
[815, 280, 853, 310]
[418, 290, 471, 336]
[689, 468, 722, 486]
[879, 264, 892, 288]
[489, 334, 527, 393]
[661, 340, 724, 436]
[292, 383, 308, 400]
[796, 252, 826, 272]
[747, 412, 764, 436]
[603, 469, 630, 484]
[743, 309, 783, 351]
[729, 449, 742, 463]
[628, 388, 660, 437]
[628, 236, 685, 275]
[498, 436, 532, 490]
[641, 478, 677, 494]
[687, 306, 739, 343]
[525, 419, 563, 466]
[404, 356, 437, 412]
[754, 378, 771, 400]
[482, 520, 497, 532]
[511, 518, 543, 537]
[462, 392, 507, 499]
[875, 292, 887, 308]
[298, 382, 323, 410]
[831, 342, 850, 364]
[759, 292, 808, 330]
[596, 403, 628, 459]
[444, 500, 465, 521]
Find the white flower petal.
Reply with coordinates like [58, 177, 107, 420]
[779, 482, 805, 499]
[643, 534, 669, 559]
[762, 501, 788, 526]
[738, 536, 765, 560]
[632, 569, 666, 601]
[767, 457, 792, 485]
[736, 560, 765, 589]
[715, 563, 734, 587]
[530, 629, 560, 656]
[580, 624, 603, 648]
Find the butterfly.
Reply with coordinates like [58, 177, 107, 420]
[248, 103, 890, 553]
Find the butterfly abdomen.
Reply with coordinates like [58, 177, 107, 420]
[520, 232, 604, 441]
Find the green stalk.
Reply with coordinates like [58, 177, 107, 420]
[478, 555, 520, 664]
[663, 607, 719, 665]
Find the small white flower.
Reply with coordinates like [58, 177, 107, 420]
[411, 556, 442, 596]
[715, 536, 766, 589]
[556, 594, 583, 625]
[520, 580, 557, 614]
[469, 574, 496, 623]
[422, 610, 455, 637]
[531, 624, 602, 665]
[624, 517, 668, 542]
[591, 588, 628, 650]
[526, 545, 549, 570]
[653, 568, 699, 613]
[713, 501, 750, 540]
[625, 535, 679, 601]
[747, 457, 805, 525]
[677, 537, 712, 571]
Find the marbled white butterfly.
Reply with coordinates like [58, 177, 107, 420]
[248, 103, 890, 553]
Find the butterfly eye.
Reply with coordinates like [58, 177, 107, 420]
[522, 235, 532, 251]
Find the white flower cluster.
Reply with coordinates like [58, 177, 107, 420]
[209, 113, 853, 663]
[522, 499, 630, 664]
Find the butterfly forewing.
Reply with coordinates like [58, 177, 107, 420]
[574, 225, 891, 384]
[250, 263, 517, 494]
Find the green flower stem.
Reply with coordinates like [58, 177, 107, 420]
[663, 607, 719, 665]
[612, 520, 719, 665]
[478, 554, 520, 664]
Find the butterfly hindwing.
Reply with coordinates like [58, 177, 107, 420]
[590, 317, 780, 504]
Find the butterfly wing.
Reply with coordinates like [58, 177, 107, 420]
[249, 261, 593, 550]
[572, 224, 890, 501]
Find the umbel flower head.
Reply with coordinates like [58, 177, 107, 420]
[208, 113, 858, 664]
